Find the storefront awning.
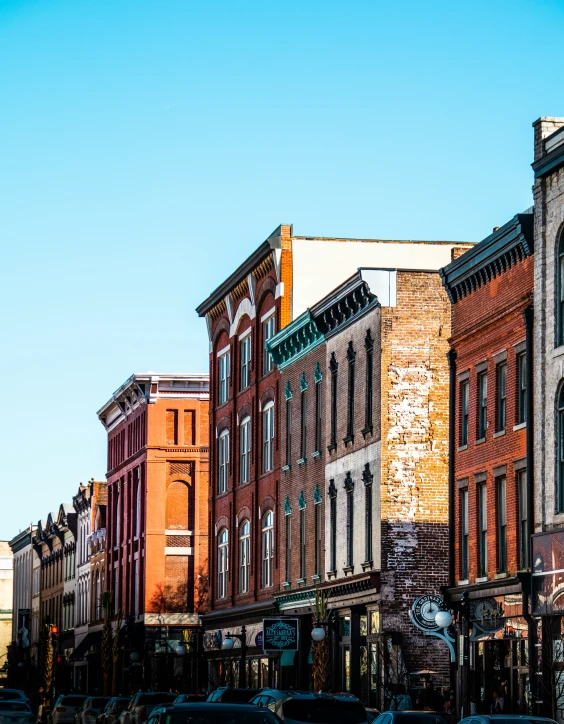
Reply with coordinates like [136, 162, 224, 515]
[280, 650, 296, 667]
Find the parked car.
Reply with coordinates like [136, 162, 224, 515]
[98, 698, 131, 724]
[249, 690, 367, 724]
[0, 693, 30, 705]
[365, 709, 381, 724]
[372, 713, 448, 724]
[207, 689, 263, 704]
[171, 697, 207, 705]
[52, 696, 89, 724]
[119, 693, 177, 724]
[0, 701, 34, 724]
[460, 718, 557, 724]
[75, 698, 112, 724]
[146, 703, 280, 724]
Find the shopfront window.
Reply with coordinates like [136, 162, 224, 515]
[343, 647, 351, 692]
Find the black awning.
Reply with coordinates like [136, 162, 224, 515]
[70, 631, 101, 661]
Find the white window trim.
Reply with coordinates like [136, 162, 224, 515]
[216, 344, 231, 358]
[238, 327, 252, 342]
[260, 308, 276, 323]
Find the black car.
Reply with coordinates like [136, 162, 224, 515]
[98, 698, 131, 724]
[146, 704, 280, 724]
[207, 690, 263, 704]
[373, 713, 448, 724]
[172, 697, 207, 705]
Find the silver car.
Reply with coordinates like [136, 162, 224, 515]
[0, 701, 34, 724]
[119, 693, 177, 724]
[75, 699, 112, 724]
[52, 695, 88, 724]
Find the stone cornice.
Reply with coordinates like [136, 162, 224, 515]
[439, 213, 533, 304]
[311, 272, 379, 338]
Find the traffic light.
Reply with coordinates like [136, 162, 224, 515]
[51, 625, 59, 645]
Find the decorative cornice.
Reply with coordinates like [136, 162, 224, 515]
[267, 310, 325, 370]
[284, 381, 293, 400]
[439, 213, 533, 304]
[311, 272, 379, 338]
[314, 362, 323, 383]
[298, 490, 306, 510]
[344, 471, 354, 493]
[313, 484, 322, 505]
[284, 496, 292, 516]
[300, 372, 308, 392]
[532, 138, 564, 179]
[328, 479, 337, 499]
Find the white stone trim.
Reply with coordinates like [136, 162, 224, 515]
[164, 547, 193, 555]
[216, 344, 230, 358]
[260, 307, 276, 323]
[165, 529, 192, 536]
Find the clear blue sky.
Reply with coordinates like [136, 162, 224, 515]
[0, 0, 562, 539]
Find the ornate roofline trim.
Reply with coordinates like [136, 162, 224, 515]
[439, 213, 534, 304]
[311, 271, 379, 338]
[267, 310, 325, 370]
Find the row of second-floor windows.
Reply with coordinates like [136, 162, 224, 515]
[459, 467, 528, 581]
[459, 349, 526, 447]
[329, 330, 375, 451]
[216, 510, 274, 599]
[217, 402, 275, 494]
[285, 370, 323, 467]
[108, 410, 147, 469]
[284, 495, 323, 584]
[217, 314, 277, 406]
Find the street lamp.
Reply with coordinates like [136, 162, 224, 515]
[130, 652, 140, 663]
[221, 626, 247, 688]
[175, 644, 187, 657]
[434, 609, 453, 629]
[311, 624, 326, 642]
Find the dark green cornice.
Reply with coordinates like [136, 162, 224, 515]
[267, 310, 325, 370]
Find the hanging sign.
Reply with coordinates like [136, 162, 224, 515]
[262, 618, 299, 651]
[410, 595, 443, 632]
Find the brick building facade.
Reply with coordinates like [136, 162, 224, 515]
[530, 116, 564, 717]
[440, 214, 534, 714]
[268, 266, 462, 705]
[97, 372, 209, 691]
[196, 224, 465, 690]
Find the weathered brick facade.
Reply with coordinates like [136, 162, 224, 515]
[441, 214, 534, 714]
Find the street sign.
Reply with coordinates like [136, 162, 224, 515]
[262, 619, 299, 651]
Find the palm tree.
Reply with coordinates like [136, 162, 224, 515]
[100, 593, 113, 696]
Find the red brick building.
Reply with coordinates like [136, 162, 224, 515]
[440, 213, 534, 714]
[97, 372, 209, 691]
[196, 224, 466, 688]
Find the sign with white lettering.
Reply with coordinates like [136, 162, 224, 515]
[262, 619, 299, 651]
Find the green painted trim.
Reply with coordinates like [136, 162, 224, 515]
[300, 372, 308, 392]
[284, 381, 293, 400]
[267, 310, 325, 370]
[313, 484, 322, 505]
[298, 490, 306, 510]
[284, 496, 292, 515]
[314, 362, 323, 383]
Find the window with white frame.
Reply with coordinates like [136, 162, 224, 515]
[240, 336, 252, 390]
[218, 429, 230, 494]
[262, 402, 275, 473]
[261, 511, 274, 588]
[217, 528, 229, 599]
[218, 350, 230, 406]
[239, 520, 250, 594]
[262, 314, 276, 375]
[240, 416, 251, 484]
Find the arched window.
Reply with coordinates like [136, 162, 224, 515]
[217, 528, 229, 599]
[558, 386, 564, 512]
[262, 402, 275, 473]
[166, 481, 190, 530]
[218, 430, 230, 494]
[559, 235, 564, 346]
[240, 417, 251, 484]
[261, 511, 274, 588]
[239, 521, 250, 594]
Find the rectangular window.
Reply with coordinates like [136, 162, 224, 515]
[346, 487, 354, 567]
[240, 336, 252, 390]
[314, 503, 322, 576]
[478, 483, 487, 578]
[218, 431, 229, 494]
[329, 356, 338, 450]
[518, 469, 529, 569]
[346, 344, 356, 440]
[262, 315, 276, 375]
[240, 418, 251, 484]
[262, 404, 275, 473]
[460, 380, 469, 446]
[365, 482, 373, 563]
[184, 410, 196, 446]
[496, 362, 507, 432]
[478, 371, 488, 439]
[497, 476, 507, 573]
[315, 381, 322, 453]
[330, 491, 337, 572]
[300, 389, 307, 460]
[285, 515, 292, 583]
[300, 509, 306, 579]
[166, 409, 178, 446]
[218, 352, 230, 405]
[461, 489, 469, 580]
[517, 352, 527, 425]
[364, 333, 373, 432]
[285, 398, 292, 467]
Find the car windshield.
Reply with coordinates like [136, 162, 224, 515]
[0, 703, 30, 712]
[0, 693, 23, 701]
[282, 700, 367, 724]
[220, 691, 261, 703]
[163, 711, 278, 724]
[86, 699, 107, 709]
[61, 697, 88, 707]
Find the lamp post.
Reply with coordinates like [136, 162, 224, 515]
[434, 593, 471, 718]
[222, 625, 247, 688]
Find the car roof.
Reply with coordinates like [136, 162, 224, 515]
[259, 690, 361, 702]
[161, 704, 266, 711]
[488, 719, 557, 722]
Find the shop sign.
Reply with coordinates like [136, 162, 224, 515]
[532, 530, 564, 615]
[17, 609, 31, 649]
[410, 595, 443, 632]
[262, 618, 299, 651]
[255, 631, 263, 648]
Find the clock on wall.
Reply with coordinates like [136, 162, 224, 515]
[410, 595, 444, 632]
